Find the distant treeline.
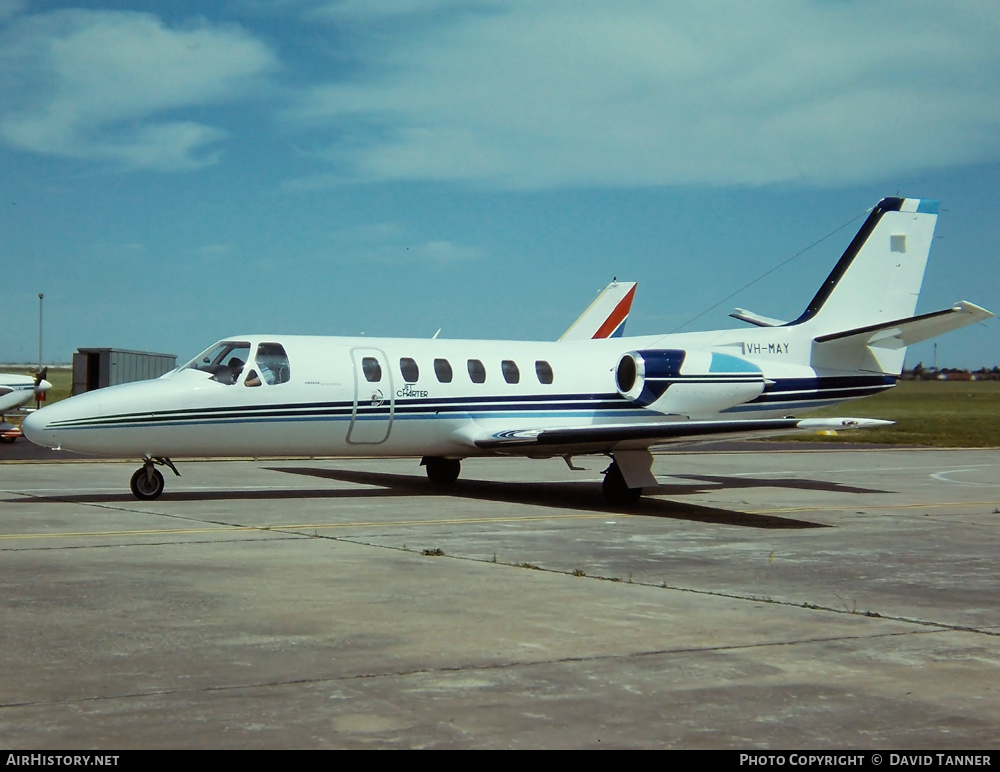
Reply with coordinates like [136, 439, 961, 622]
[903, 365, 1000, 381]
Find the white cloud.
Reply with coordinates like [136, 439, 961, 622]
[309, 0, 487, 20]
[411, 239, 484, 264]
[185, 243, 236, 261]
[323, 222, 485, 266]
[0, 10, 277, 170]
[289, 1, 1000, 189]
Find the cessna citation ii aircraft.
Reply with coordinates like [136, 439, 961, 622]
[23, 197, 992, 503]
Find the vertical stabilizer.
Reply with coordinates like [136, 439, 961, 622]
[790, 198, 939, 335]
[560, 281, 637, 340]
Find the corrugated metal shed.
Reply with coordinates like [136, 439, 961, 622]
[72, 348, 177, 395]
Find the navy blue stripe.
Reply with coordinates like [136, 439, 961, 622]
[47, 394, 645, 429]
[747, 375, 894, 405]
[45, 376, 898, 430]
[763, 375, 895, 392]
[751, 387, 890, 405]
[48, 391, 631, 427]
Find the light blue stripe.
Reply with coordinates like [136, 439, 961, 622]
[709, 353, 761, 374]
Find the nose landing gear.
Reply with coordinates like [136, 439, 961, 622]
[129, 457, 180, 501]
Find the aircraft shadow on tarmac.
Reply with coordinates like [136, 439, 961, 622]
[5, 466, 890, 530]
[257, 465, 881, 529]
[665, 473, 887, 496]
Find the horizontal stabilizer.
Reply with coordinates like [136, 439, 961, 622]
[476, 417, 893, 453]
[814, 301, 994, 350]
[730, 308, 789, 328]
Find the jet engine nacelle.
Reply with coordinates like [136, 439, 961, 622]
[615, 349, 765, 417]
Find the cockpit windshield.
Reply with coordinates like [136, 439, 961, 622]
[183, 341, 251, 384]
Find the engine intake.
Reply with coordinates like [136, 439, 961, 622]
[616, 349, 686, 406]
[615, 349, 765, 416]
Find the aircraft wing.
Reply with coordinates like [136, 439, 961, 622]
[474, 416, 892, 455]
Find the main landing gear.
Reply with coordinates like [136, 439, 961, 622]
[421, 456, 461, 485]
[129, 457, 180, 501]
[602, 461, 643, 505]
[419, 453, 649, 504]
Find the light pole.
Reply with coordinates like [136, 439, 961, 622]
[37, 293, 43, 369]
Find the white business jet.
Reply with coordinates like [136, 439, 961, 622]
[1, 368, 52, 443]
[23, 198, 992, 502]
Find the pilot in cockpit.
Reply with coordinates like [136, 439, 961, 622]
[226, 357, 245, 384]
[244, 343, 290, 387]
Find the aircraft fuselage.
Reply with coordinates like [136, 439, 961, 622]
[23, 328, 888, 460]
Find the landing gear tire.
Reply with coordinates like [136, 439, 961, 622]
[0, 435, 15, 444]
[130, 467, 165, 501]
[602, 462, 642, 505]
[424, 457, 461, 485]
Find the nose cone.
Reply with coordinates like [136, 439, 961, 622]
[22, 388, 106, 450]
[21, 408, 55, 448]
[36, 379, 53, 393]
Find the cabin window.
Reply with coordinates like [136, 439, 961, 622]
[535, 360, 554, 384]
[467, 359, 486, 384]
[400, 357, 419, 383]
[184, 341, 251, 385]
[362, 357, 382, 383]
[434, 358, 453, 383]
[501, 360, 520, 384]
[253, 342, 290, 385]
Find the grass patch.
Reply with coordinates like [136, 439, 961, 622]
[42, 367, 74, 404]
[783, 380, 1000, 447]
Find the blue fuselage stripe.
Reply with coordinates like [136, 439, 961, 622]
[44, 376, 896, 431]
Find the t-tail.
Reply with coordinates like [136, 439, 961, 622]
[731, 197, 993, 375]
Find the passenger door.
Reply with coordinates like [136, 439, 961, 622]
[347, 347, 394, 444]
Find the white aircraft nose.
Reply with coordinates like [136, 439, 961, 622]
[21, 409, 53, 448]
[36, 379, 52, 393]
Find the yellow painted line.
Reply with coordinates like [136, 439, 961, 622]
[2, 500, 996, 543]
[752, 501, 998, 515]
[0, 513, 614, 541]
[1, 525, 268, 540]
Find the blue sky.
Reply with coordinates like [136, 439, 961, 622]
[2, 0, 997, 369]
